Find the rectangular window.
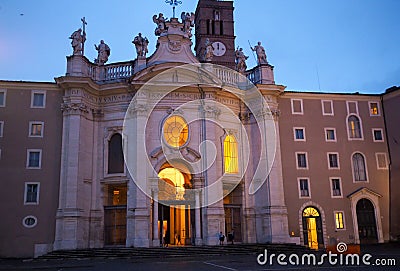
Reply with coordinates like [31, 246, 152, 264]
[26, 149, 42, 169]
[0, 121, 3, 137]
[321, 100, 334, 116]
[372, 129, 384, 142]
[324, 128, 336, 142]
[0, 90, 6, 107]
[376, 153, 388, 169]
[24, 183, 40, 204]
[291, 99, 303, 115]
[328, 153, 340, 169]
[346, 101, 358, 115]
[330, 178, 342, 198]
[298, 178, 310, 198]
[29, 121, 44, 137]
[334, 211, 345, 230]
[31, 91, 46, 108]
[294, 127, 306, 141]
[296, 152, 308, 169]
[369, 102, 380, 116]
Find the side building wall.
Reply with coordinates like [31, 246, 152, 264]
[0, 81, 63, 258]
[278, 92, 390, 247]
[382, 87, 400, 241]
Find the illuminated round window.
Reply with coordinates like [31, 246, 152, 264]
[163, 116, 189, 148]
[23, 215, 37, 228]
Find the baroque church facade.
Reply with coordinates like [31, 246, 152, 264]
[0, 0, 398, 258]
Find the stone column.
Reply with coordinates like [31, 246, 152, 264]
[54, 98, 93, 251]
[195, 191, 202, 245]
[152, 189, 160, 247]
[125, 99, 151, 248]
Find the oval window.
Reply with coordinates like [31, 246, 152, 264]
[23, 215, 38, 228]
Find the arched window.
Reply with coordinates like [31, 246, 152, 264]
[108, 134, 124, 174]
[348, 115, 362, 139]
[352, 153, 367, 181]
[224, 135, 238, 174]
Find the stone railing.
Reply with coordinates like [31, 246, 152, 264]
[67, 55, 273, 86]
[104, 62, 134, 81]
[66, 55, 134, 82]
[213, 66, 240, 86]
[246, 68, 257, 84]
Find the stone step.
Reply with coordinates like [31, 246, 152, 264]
[37, 244, 312, 260]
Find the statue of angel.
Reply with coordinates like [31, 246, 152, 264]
[181, 12, 195, 37]
[153, 13, 167, 36]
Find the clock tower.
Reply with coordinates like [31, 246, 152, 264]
[195, 0, 236, 69]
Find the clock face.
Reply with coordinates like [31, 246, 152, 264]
[212, 41, 226, 57]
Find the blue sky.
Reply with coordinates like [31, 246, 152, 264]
[0, 0, 399, 93]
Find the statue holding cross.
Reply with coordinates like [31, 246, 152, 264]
[69, 17, 87, 56]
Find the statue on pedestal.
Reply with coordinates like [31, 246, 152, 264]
[235, 47, 248, 73]
[94, 40, 110, 65]
[133, 33, 149, 57]
[153, 13, 167, 36]
[69, 28, 86, 55]
[181, 12, 195, 38]
[203, 38, 214, 62]
[251, 41, 268, 65]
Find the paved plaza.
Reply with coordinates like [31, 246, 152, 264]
[1, 244, 399, 271]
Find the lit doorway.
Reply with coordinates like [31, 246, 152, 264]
[356, 198, 378, 244]
[302, 207, 324, 250]
[104, 184, 127, 246]
[158, 166, 194, 246]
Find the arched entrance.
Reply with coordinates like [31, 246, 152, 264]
[302, 207, 324, 249]
[157, 164, 194, 246]
[356, 198, 378, 244]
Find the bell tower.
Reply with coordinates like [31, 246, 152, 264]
[195, 0, 236, 69]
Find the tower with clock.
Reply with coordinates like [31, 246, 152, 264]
[195, 0, 236, 69]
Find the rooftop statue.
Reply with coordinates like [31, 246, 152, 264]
[94, 40, 110, 65]
[69, 28, 86, 55]
[181, 12, 195, 38]
[235, 47, 248, 73]
[203, 38, 214, 62]
[251, 41, 268, 65]
[153, 13, 168, 36]
[133, 33, 149, 58]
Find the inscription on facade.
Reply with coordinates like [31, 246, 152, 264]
[70, 91, 239, 107]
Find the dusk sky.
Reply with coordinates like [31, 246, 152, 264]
[0, 0, 399, 93]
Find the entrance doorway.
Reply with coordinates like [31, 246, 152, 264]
[158, 165, 194, 246]
[158, 204, 194, 246]
[223, 185, 242, 243]
[302, 207, 324, 250]
[104, 184, 127, 246]
[356, 198, 378, 244]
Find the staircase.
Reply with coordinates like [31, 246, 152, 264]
[37, 244, 313, 260]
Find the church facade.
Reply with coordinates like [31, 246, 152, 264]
[0, 0, 397, 258]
